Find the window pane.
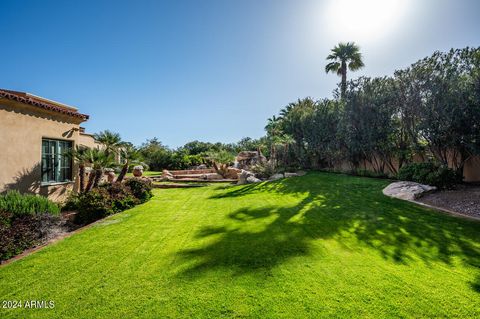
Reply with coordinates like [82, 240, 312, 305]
[41, 139, 72, 183]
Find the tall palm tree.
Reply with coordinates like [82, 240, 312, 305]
[93, 130, 125, 157]
[325, 42, 364, 99]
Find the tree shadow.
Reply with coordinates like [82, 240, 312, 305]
[0, 163, 68, 198]
[1, 163, 42, 194]
[175, 172, 480, 291]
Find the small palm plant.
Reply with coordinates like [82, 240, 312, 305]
[84, 149, 115, 192]
[325, 42, 364, 99]
[93, 130, 125, 157]
[116, 146, 145, 183]
[68, 146, 90, 193]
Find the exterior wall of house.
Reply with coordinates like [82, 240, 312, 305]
[78, 132, 101, 149]
[0, 98, 85, 202]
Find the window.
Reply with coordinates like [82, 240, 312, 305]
[41, 139, 73, 184]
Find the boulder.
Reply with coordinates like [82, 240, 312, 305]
[238, 170, 255, 185]
[269, 173, 284, 181]
[382, 181, 437, 200]
[246, 176, 262, 183]
[296, 170, 307, 176]
[204, 173, 223, 180]
[235, 150, 267, 169]
[225, 167, 242, 179]
[162, 169, 173, 176]
[284, 172, 299, 178]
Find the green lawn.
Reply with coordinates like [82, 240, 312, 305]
[126, 170, 162, 177]
[1, 172, 479, 318]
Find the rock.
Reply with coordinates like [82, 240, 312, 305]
[246, 176, 262, 183]
[133, 165, 144, 177]
[204, 173, 223, 180]
[284, 172, 299, 178]
[296, 170, 307, 176]
[238, 170, 255, 185]
[162, 169, 173, 177]
[225, 167, 242, 179]
[196, 164, 207, 170]
[383, 181, 437, 200]
[269, 173, 284, 180]
[235, 150, 267, 169]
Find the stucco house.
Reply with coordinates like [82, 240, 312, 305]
[0, 89, 99, 201]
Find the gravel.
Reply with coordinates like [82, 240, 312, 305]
[417, 185, 480, 219]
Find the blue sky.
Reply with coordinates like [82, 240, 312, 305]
[1, 0, 479, 147]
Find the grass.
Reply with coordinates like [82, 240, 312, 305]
[0, 172, 479, 318]
[126, 170, 162, 177]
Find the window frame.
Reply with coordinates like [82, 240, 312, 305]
[41, 138, 73, 185]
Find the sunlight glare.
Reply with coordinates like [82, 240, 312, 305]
[324, 0, 409, 43]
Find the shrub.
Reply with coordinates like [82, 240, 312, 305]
[104, 183, 139, 212]
[124, 178, 153, 203]
[73, 188, 113, 225]
[72, 181, 149, 225]
[398, 162, 461, 189]
[0, 210, 59, 261]
[0, 191, 60, 217]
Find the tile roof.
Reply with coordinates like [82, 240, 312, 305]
[0, 89, 89, 120]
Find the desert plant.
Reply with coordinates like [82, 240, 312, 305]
[116, 146, 144, 183]
[93, 130, 125, 156]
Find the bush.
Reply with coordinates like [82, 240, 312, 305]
[103, 183, 139, 212]
[124, 178, 153, 203]
[0, 191, 60, 217]
[72, 181, 150, 225]
[0, 210, 59, 261]
[398, 162, 461, 189]
[73, 188, 113, 225]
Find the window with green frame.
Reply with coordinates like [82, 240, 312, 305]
[41, 139, 73, 184]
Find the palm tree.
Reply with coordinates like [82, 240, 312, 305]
[325, 42, 364, 99]
[93, 130, 125, 157]
[69, 146, 89, 193]
[84, 149, 115, 192]
[116, 146, 144, 183]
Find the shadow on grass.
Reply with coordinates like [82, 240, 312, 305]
[176, 172, 480, 290]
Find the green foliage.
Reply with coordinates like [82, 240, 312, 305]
[205, 150, 235, 165]
[0, 191, 60, 216]
[69, 179, 153, 225]
[139, 137, 264, 171]
[397, 163, 461, 189]
[124, 178, 153, 203]
[73, 188, 114, 225]
[266, 47, 480, 180]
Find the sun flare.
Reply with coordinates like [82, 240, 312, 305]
[324, 0, 409, 43]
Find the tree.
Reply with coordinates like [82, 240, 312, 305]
[68, 146, 89, 193]
[116, 146, 144, 183]
[325, 42, 364, 99]
[84, 149, 115, 192]
[93, 130, 125, 156]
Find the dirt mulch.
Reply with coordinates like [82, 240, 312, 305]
[417, 185, 480, 220]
